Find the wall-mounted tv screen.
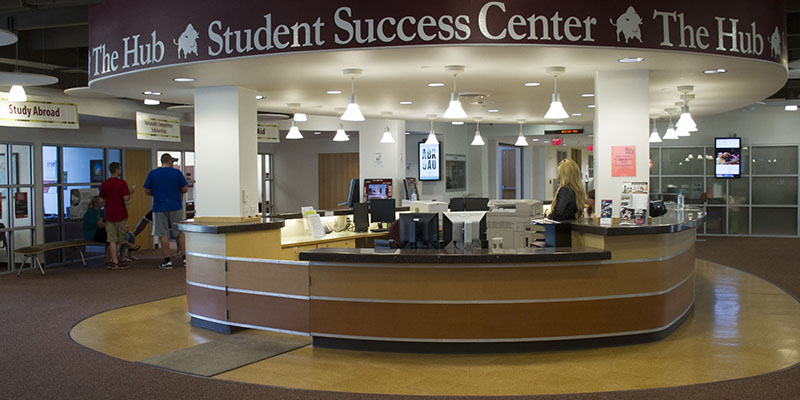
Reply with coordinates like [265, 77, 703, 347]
[419, 141, 441, 181]
[715, 137, 741, 179]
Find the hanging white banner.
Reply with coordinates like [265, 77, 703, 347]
[0, 94, 79, 129]
[257, 123, 279, 143]
[136, 112, 181, 142]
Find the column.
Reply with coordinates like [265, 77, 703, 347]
[593, 70, 650, 216]
[358, 119, 406, 205]
[193, 86, 259, 222]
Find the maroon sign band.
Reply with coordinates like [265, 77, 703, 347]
[88, 0, 786, 81]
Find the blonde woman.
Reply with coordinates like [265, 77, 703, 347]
[547, 159, 587, 221]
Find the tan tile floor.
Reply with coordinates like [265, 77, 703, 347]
[71, 259, 800, 396]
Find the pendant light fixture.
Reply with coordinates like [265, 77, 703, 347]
[471, 117, 485, 146]
[674, 102, 690, 137]
[333, 123, 349, 141]
[340, 68, 365, 121]
[286, 120, 303, 139]
[380, 111, 395, 143]
[648, 116, 662, 143]
[425, 115, 439, 145]
[662, 108, 680, 140]
[515, 120, 528, 146]
[675, 85, 698, 132]
[288, 103, 307, 122]
[544, 66, 569, 120]
[442, 65, 468, 119]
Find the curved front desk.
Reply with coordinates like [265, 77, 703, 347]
[181, 210, 705, 349]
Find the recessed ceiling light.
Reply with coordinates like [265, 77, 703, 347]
[405, 131, 410, 135]
[255, 95, 265, 100]
[524, 82, 541, 87]
[555, 120, 564, 123]
[314, 131, 322, 135]
[587, 104, 596, 108]
[428, 82, 445, 87]
[399, 101, 413, 105]
[172, 77, 195, 82]
[618, 57, 644, 63]
[452, 121, 464, 125]
[571, 113, 582, 116]
[143, 99, 160, 106]
[142, 91, 161, 96]
[581, 93, 595, 97]
[785, 105, 798, 111]
[487, 109, 499, 113]
[532, 138, 539, 142]
[326, 90, 342, 95]
[588, 134, 593, 137]
[756, 101, 766, 105]
[704, 68, 727, 74]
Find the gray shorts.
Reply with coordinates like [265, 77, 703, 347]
[152, 210, 183, 238]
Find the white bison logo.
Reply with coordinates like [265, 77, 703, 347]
[769, 27, 781, 59]
[174, 24, 199, 59]
[610, 6, 643, 43]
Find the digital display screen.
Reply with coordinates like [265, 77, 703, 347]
[367, 183, 388, 199]
[419, 142, 441, 181]
[715, 137, 741, 179]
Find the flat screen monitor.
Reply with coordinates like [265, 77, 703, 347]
[443, 211, 487, 249]
[369, 198, 396, 231]
[449, 197, 465, 211]
[363, 178, 393, 200]
[715, 138, 742, 179]
[398, 213, 439, 249]
[464, 197, 490, 211]
[346, 178, 360, 208]
[419, 141, 441, 181]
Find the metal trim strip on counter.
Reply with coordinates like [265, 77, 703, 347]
[187, 312, 311, 337]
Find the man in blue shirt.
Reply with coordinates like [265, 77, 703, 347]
[144, 153, 188, 269]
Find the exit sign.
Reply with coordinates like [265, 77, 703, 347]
[552, 138, 563, 146]
[587, 145, 594, 151]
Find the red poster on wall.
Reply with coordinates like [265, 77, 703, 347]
[611, 146, 636, 177]
[14, 192, 28, 218]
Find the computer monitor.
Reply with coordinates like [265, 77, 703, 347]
[369, 198, 396, 231]
[449, 197, 465, 211]
[364, 178, 393, 200]
[398, 213, 439, 249]
[353, 202, 370, 233]
[464, 197, 489, 211]
[443, 211, 487, 249]
[346, 178, 360, 209]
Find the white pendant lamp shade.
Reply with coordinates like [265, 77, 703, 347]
[341, 69, 365, 121]
[675, 109, 697, 132]
[293, 112, 307, 122]
[515, 122, 528, 146]
[544, 67, 568, 120]
[675, 124, 691, 137]
[425, 118, 439, 145]
[544, 92, 569, 120]
[471, 130, 485, 146]
[380, 126, 395, 143]
[648, 117, 662, 143]
[8, 85, 26, 102]
[443, 91, 468, 119]
[333, 124, 349, 141]
[663, 127, 679, 140]
[286, 120, 303, 139]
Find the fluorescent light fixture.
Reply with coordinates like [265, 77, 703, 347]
[544, 67, 568, 119]
[293, 112, 307, 122]
[399, 101, 413, 105]
[314, 131, 321, 135]
[256, 95, 265, 100]
[515, 122, 528, 146]
[618, 57, 644, 63]
[326, 90, 342, 95]
[8, 85, 26, 102]
[524, 82, 541, 87]
[703, 68, 727, 74]
[425, 118, 438, 145]
[587, 104, 596, 108]
[380, 126, 395, 143]
[341, 69, 365, 121]
[785, 105, 798, 111]
[143, 98, 160, 105]
[581, 93, 595, 97]
[142, 91, 161, 96]
[428, 82, 445, 87]
[487, 109, 499, 113]
[571, 113, 582, 116]
[333, 123, 349, 141]
[286, 120, 303, 139]
[172, 77, 195, 82]
[451, 121, 464, 125]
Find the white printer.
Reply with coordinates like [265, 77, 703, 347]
[486, 199, 544, 249]
[409, 200, 449, 226]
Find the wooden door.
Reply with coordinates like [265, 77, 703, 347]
[571, 149, 581, 167]
[124, 149, 152, 249]
[500, 147, 517, 199]
[318, 153, 359, 209]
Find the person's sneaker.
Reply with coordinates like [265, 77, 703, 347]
[106, 262, 114, 270]
[111, 263, 130, 270]
[159, 260, 173, 270]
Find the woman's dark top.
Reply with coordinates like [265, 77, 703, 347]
[549, 186, 578, 221]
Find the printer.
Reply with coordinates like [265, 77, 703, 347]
[486, 199, 544, 249]
[409, 200, 449, 226]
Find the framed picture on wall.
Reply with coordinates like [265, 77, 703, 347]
[90, 159, 104, 182]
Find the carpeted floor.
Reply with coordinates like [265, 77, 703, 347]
[0, 237, 799, 400]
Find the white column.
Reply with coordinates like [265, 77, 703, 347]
[593, 70, 650, 216]
[193, 86, 258, 221]
[358, 119, 406, 205]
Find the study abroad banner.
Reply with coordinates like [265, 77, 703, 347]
[0, 94, 79, 129]
[136, 112, 181, 142]
[257, 123, 279, 143]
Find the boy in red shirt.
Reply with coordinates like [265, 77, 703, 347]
[99, 162, 135, 270]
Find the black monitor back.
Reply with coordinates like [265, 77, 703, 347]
[464, 197, 489, 211]
[442, 212, 488, 249]
[449, 197, 465, 211]
[353, 203, 370, 232]
[398, 213, 439, 249]
[369, 198, 396, 224]
[346, 178, 359, 208]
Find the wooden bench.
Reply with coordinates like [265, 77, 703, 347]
[15, 240, 102, 276]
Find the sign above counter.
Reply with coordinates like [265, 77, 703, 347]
[0, 94, 79, 130]
[88, 0, 786, 82]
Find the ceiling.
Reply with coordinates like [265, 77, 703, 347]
[0, 0, 797, 130]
